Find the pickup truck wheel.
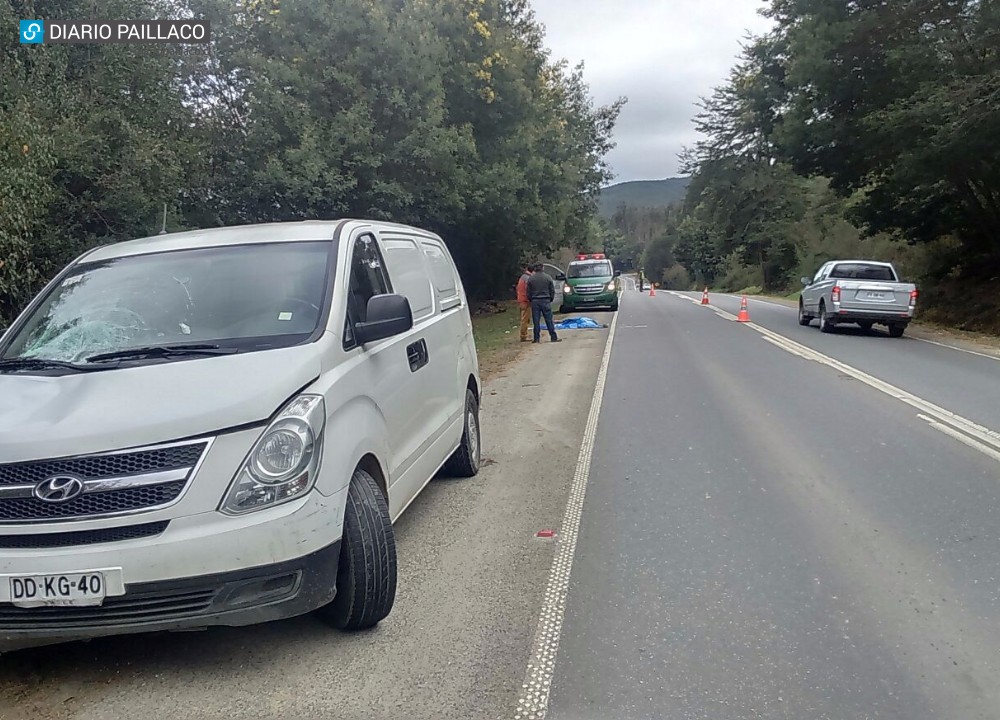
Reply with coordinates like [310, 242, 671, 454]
[319, 468, 397, 631]
[819, 303, 835, 333]
[798, 301, 812, 326]
[858, 322, 874, 333]
[888, 323, 906, 338]
[442, 388, 481, 478]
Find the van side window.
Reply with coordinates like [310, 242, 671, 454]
[421, 242, 461, 310]
[380, 237, 434, 322]
[345, 234, 390, 346]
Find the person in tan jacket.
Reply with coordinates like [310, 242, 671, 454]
[516, 264, 533, 342]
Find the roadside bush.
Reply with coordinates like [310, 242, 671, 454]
[662, 264, 692, 290]
[718, 252, 763, 292]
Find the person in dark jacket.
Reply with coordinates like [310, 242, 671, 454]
[526, 262, 560, 343]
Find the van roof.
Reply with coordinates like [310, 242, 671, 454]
[81, 219, 439, 263]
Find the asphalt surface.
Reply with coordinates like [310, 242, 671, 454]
[4, 286, 1000, 720]
[547, 287, 1000, 720]
[691, 291, 1000, 432]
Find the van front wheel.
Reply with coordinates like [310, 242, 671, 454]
[443, 389, 481, 478]
[319, 468, 397, 631]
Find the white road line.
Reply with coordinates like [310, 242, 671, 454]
[913, 337, 1000, 362]
[730, 295, 796, 311]
[751, 323, 1000, 462]
[514, 305, 619, 720]
[719, 294, 1000, 361]
[918, 414, 1000, 464]
[667, 291, 703, 306]
[675, 289, 1000, 459]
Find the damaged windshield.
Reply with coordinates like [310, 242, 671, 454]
[1, 241, 331, 366]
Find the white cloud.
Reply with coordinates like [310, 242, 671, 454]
[531, 0, 774, 182]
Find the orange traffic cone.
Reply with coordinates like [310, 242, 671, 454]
[701, 287, 710, 305]
[737, 295, 751, 323]
[649, 283, 656, 297]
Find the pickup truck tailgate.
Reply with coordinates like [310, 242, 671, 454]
[840, 282, 911, 311]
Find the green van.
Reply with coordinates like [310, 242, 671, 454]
[559, 253, 620, 313]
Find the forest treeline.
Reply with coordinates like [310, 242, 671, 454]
[1, 0, 623, 324]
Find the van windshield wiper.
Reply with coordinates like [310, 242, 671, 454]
[86, 343, 239, 364]
[0, 357, 105, 373]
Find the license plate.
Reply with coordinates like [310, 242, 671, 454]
[867, 292, 886, 299]
[9, 572, 106, 608]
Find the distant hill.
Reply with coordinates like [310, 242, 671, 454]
[597, 177, 690, 217]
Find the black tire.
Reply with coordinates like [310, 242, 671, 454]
[443, 388, 481, 478]
[888, 323, 906, 338]
[859, 321, 874, 332]
[610, 303, 619, 312]
[819, 302, 834, 333]
[318, 468, 396, 631]
[798, 301, 812, 326]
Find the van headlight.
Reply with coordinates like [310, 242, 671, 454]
[220, 395, 326, 515]
[606, 281, 617, 292]
[563, 284, 573, 295]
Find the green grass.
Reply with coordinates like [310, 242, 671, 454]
[472, 302, 519, 351]
[471, 301, 524, 378]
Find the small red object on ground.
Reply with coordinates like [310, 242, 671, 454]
[536, 529, 556, 538]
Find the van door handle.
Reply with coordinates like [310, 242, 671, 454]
[406, 339, 428, 372]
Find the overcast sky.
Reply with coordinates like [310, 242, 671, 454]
[531, 0, 774, 184]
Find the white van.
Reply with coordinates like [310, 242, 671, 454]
[0, 220, 481, 650]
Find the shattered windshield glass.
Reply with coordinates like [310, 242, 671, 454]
[1, 241, 331, 365]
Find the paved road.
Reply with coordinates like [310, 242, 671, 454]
[683, 291, 1000, 432]
[545, 288, 1000, 720]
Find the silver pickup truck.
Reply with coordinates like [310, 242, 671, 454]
[799, 260, 918, 337]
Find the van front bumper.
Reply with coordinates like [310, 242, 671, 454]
[0, 540, 341, 652]
[0, 489, 346, 652]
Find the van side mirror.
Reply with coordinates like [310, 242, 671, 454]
[555, 273, 566, 281]
[355, 294, 413, 345]
[614, 270, 622, 277]
[801, 277, 812, 286]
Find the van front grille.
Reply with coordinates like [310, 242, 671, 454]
[0, 483, 187, 522]
[0, 521, 170, 549]
[0, 444, 206, 486]
[0, 441, 208, 523]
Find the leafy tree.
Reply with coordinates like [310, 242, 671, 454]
[0, 0, 623, 324]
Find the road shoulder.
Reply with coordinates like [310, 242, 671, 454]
[0, 322, 611, 720]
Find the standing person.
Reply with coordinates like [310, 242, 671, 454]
[516, 263, 533, 342]
[526, 262, 560, 343]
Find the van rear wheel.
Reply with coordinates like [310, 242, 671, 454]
[319, 468, 396, 631]
[443, 389, 481, 478]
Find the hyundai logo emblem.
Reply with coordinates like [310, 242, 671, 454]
[34, 475, 86, 503]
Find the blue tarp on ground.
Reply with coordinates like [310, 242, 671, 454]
[554, 317, 605, 330]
